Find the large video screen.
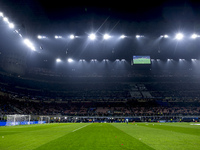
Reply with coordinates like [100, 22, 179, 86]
[133, 56, 151, 64]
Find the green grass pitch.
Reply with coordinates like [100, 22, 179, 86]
[0, 122, 200, 150]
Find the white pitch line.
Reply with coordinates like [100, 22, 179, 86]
[72, 124, 90, 132]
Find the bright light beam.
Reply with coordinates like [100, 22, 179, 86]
[37, 35, 46, 39]
[3, 17, 9, 23]
[120, 35, 126, 39]
[0, 12, 3, 17]
[175, 33, 184, 40]
[23, 39, 36, 51]
[56, 58, 61, 63]
[88, 33, 96, 40]
[69, 34, 75, 39]
[103, 34, 111, 40]
[191, 34, 199, 39]
[55, 35, 62, 39]
[8, 23, 14, 29]
[68, 58, 74, 63]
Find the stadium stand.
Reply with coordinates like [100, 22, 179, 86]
[0, 67, 200, 122]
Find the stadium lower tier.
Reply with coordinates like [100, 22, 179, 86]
[0, 95, 200, 122]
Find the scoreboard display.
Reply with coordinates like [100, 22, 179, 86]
[133, 56, 151, 64]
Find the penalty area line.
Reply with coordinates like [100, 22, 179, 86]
[72, 124, 90, 132]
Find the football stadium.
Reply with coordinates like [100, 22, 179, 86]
[0, 0, 200, 149]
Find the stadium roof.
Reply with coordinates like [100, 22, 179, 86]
[1, 0, 200, 35]
[1, 0, 200, 71]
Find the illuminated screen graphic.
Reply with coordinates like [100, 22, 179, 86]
[133, 56, 151, 64]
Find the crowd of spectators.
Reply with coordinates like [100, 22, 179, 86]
[0, 94, 200, 119]
[1, 69, 200, 121]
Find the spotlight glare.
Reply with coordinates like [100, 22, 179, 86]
[3, 17, 9, 23]
[164, 35, 169, 38]
[79, 59, 85, 62]
[69, 34, 75, 39]
[191, 34, 199, 39]
[0, 12, 3, 17]
[161, 34, 169, 38]
[68, 58, 74, 63]
[91, 59, 97, 62]
[175, 33, 184, 40]
[121, 59, 125, 62]
[23, 39, 36, 51]
[8, 23, 14, 29]
[37, 35, 46, 39]
[103, 59, 108, 62]
[88, 33, 96, 40]
[136, 35, 141, 38]
[179, 58, 185, 61]
[55, 35, 62, 39]
[103, 34, 111, 40]
[120, 35, 126, 39]
[56, 58, 61, 63]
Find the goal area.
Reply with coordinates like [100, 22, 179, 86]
[39, 116, 50, 124]
[6, 114, 31, 126]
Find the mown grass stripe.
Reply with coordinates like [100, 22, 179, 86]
[0, 123, 88, 150]
[72, 124, 91, 132]
[112, 123, 200, 150]
[34, 123, 154, 150]
[138, 123, 200, 136]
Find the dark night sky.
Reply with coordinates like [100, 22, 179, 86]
[1, 0, 200, 33]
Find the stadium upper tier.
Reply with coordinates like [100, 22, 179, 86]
[1, 69, 200, 102]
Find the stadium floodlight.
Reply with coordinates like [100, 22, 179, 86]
[19, 34, 22, 38]
[191, 58, 197, 61]
[103, 34, 111, 40]
[103, 59, 108, 62]
[79, 59, 85, 62]
[37, 35, 46, 39]
[179, 58, 185, 61]
[161, 35, 169, 38]
[191, 34, 199, 39]
[121, 59, 126, 62]
[8, 22, 14, 29]
[69, 34, 75, 39]
[91, 59, 97, 62]
[0, 12, 3, 17]
[136, 35, 140, 38]
[23, 39, 36, 51]
[88, 33, 96, 40]
[68, 58, 74, 63]
[38, 35, 42, 39]
[136, 35, 144, 38]
[167, 59, 173, 61]
[164, 35, 169, 38]
[56, 58, 61, 63]
[55, 35, 62, 39]
[3, 17, 9, 23]
[175, 33, 184, 40]
[120, 35, 126, 39]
